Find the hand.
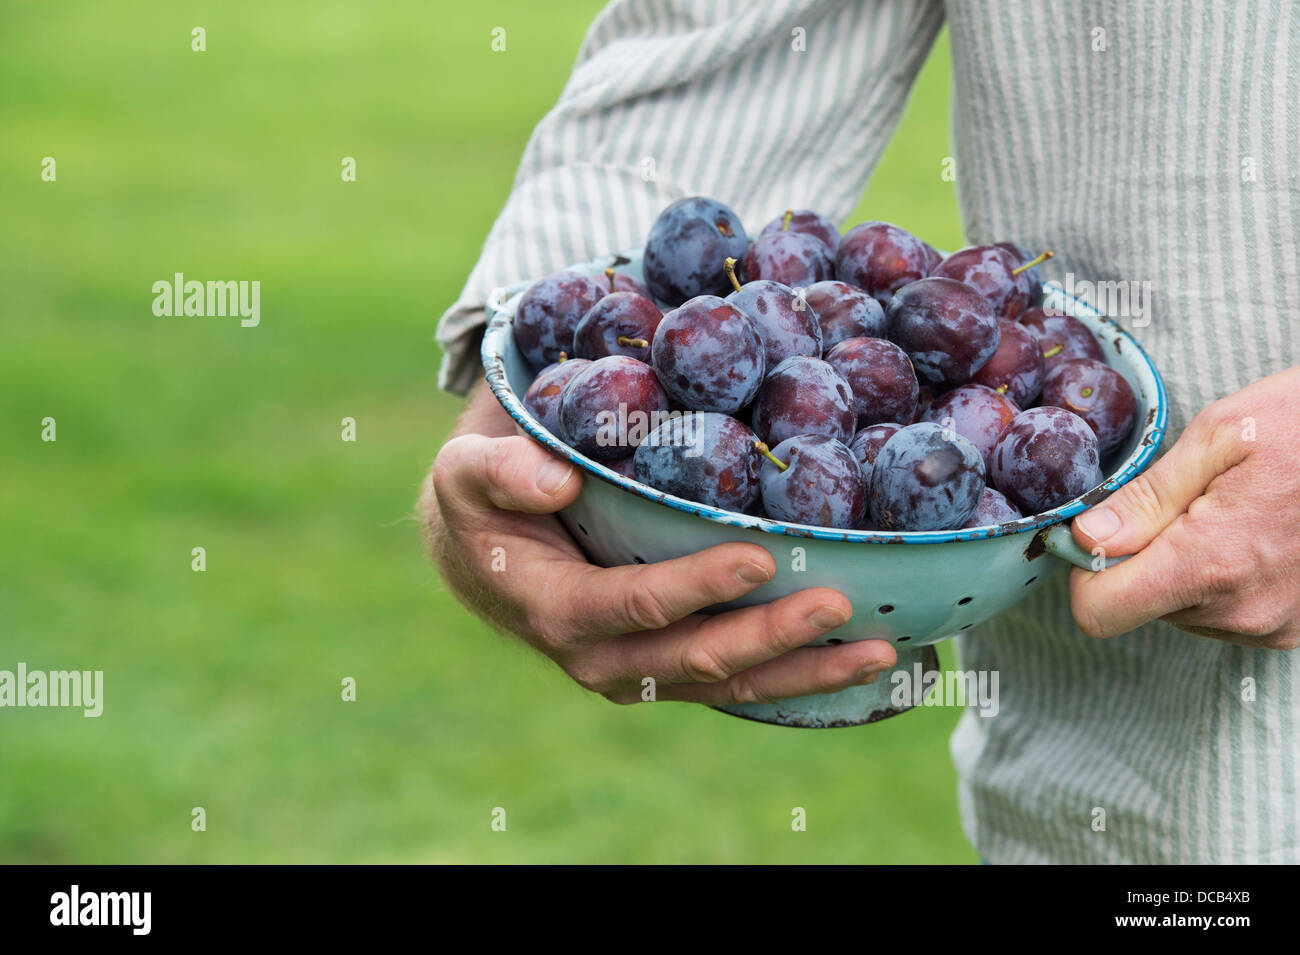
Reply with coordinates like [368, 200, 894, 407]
[419, 382, 898, 705]
[1069, 366, 1300, 648]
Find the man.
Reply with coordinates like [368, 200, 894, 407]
[422, 0, 1300, 862]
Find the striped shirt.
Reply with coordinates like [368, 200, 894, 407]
[437, 0, 1300, 863]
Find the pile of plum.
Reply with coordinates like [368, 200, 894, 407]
[516, 197, 1137, 531]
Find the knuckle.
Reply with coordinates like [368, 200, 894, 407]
[599, 687, 641, 706]
[484, 440, 517, 494]
[564, 659, 612, 694]
[678, 639, 733, 684]
[1117, 473, 1167, 525]
[1193, 398, 1242, 437]
[1270, 631, 1300, 651]
[723, 672, 770, 705]
[1072, 601, 1110, 640]
[1224, 605, 1287, 641]
[430, 437, 469, 496]
[622, 585, 677, 633]
[524, 606, 572, 650]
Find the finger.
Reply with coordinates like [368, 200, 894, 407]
[582, 586, 873, 686]
[433, 433, 582, 515]
[1068, 515, 1209, 638]
[1071, 411, 1245, 557]
[660, 640, 898, 706]
[548, 543, 782, 645]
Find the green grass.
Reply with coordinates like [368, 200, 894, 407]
[0, 0, 974, 863]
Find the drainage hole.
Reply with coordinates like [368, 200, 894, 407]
[877, 604, 895, 615]
[897, 635, 913, 642]
[1024, 576, 1037, 586]
[632, 556, 646, 564]
[960, 624, 974, 631]
[957, 596, 973, 606]
[826, 638, 842, 646]
[577, 523, 589, 536]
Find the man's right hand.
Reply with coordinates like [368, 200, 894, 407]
[418, 382, 898, 706]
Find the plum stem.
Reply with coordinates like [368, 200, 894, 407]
[723, 257, 743, 293]
[604, 267, 616, 293]
[558, 351, 568, 362]
[1043, 343, 1064, 358]
[781, 209, 794, 232]
[1012, 249, 1054, 276]
[754, 440, 788, 471]
[616, 335, 649, 349]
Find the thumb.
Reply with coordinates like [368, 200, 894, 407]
[434, 433, 582, 515]
[1071, 415, 1241, 557]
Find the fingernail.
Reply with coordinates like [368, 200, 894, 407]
[810, 606, 849, 631]
[1077, 505, 1120, 542]
[536, 459, 574, 495]
[736, 560, 772, 585]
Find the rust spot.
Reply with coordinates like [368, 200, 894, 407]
[1078, 484, 1111, 506]
[1025, 526, 1051, 561]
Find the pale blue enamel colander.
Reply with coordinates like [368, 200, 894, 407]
[481, 249, 1167, 727]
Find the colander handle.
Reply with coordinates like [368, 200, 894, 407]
[1043, 523, 1131, 571]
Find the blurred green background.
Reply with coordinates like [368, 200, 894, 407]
[0, 1, 973, 863]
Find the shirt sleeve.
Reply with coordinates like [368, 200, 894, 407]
[437, 0, 945, 394]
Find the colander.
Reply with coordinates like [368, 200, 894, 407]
[480, 249, 1167, 727]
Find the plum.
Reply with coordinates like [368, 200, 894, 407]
[523, 355, 592, 436]
[634, 413, 761, 512]
[650, 295, 765, 414]
[1019, 306, 1105, 372]
[751, 355, 856, 446]
[757, 434, 866, 528]
[759, 209, 841, 253]
[726, 275, 823, 367]
[824, 337, 920, 428]
[557, 356, 670, 461]
[932, 245, 1032, 320]
[1041, 358, 1137, 453]
[848, 422, 902, 484]
[922, 383, 1020, 473]
[572, 290, 663, 360]
[514, 270, 608, 368]
[921, 241, 943, 276]
[742, 231, 834, 287]
[607, 455, 639, 480]
[970, 320, 1046, 407]
[868, 422, 985, 531]
[835, 221, 930, 307]
[886, 276, 1001, 388]
[803, 281, 887, 350]
[643, 197, 748, 306]
[609, 272, 652, 297]
[991, 406, 1101, 514]
[963, 486, 1023, 527]
[994, 242, 1045, 308]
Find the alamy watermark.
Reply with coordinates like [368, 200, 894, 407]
[152, 272, 260, 327]
[1046, 272, 1152, 327]
[0, 663, 103, 717]
[598, 406, 705, 456]
[891, 662, 999, 717]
